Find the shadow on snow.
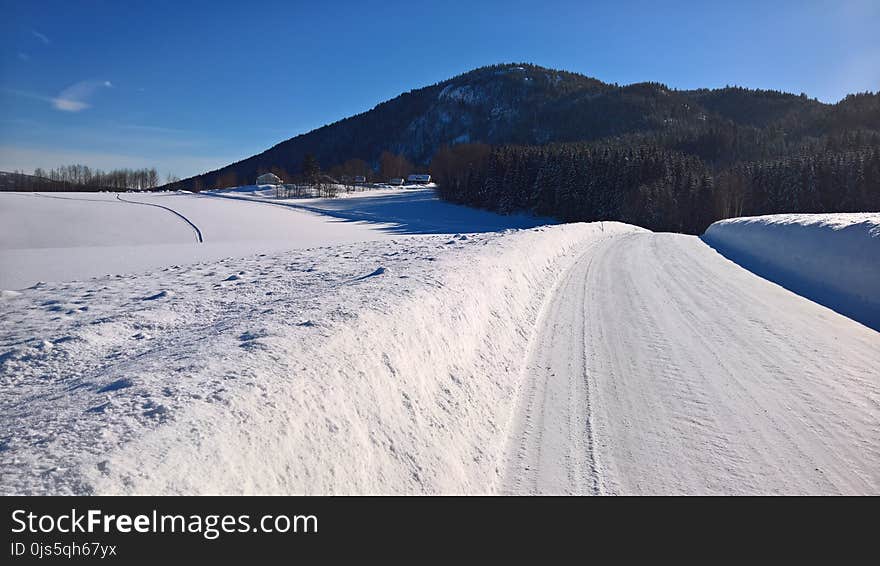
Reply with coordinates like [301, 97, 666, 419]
[701, 236, 880, 332]
[198, 188, 555, 235]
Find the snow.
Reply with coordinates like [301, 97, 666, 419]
[438, 84, 484, 105]
[0, 220, 638, 495]
[2, 191, 878, 495]
[504, 231, 880, 495]
[0, 188, 546, 290]
[0, 191, 393, 289]
[210, 186, 551, 234]
[703, 213, 880, 330]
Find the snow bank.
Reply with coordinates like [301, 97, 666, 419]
[91, 223, 640, 495]
[703, 213, 880, 330]
[0, 222, 642, 494]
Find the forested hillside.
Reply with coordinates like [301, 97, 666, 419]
[174, 63, 833, 189]
[430, 85, 880, 234]
[174, 63, 879, 233]
[432, 129, 880, 234]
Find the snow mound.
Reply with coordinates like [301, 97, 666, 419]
[703, 213, 880, 330]
[0, 221, 642, 494]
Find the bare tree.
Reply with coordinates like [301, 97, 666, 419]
[380, 151, 413, 180]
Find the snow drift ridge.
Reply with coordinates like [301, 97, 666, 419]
[86, 222, 643, 494]
[703, 213, 880, 330]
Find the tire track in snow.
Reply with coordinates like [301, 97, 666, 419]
[115, 194, 203, 243]
[504, 231, 880, 495]
[28, 191, 204, 243]
[502, 238, 605, 495]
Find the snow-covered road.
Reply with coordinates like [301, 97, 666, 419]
[504, 232, 880, 495]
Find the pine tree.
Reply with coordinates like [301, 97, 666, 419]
[302, 154, 320, 186]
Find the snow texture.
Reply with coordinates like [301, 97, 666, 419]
[0, 188, 547, 290]
[2, 191, 877, 495]
[703, 213, 880, 330]
[0, 219, 637, 494]
[503, 232, 879, 495]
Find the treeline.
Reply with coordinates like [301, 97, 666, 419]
[2, 165, 179, 192]
[427, 83, 880, 234]
[432, 141, 880, 234]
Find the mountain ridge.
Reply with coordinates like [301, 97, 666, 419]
[175, 62, 875, 191]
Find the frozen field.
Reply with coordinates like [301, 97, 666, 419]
[0, 190, 398, 289]
[0, 188, 550, 290]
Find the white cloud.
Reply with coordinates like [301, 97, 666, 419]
[52, 80, 112, 112]
[30, 29, 50, 45]
[52, 98, 90, 112]
[17, 52, 30, 61]
[2, 82, 113, 112]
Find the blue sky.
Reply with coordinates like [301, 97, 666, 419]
[1, 0, 878, 178]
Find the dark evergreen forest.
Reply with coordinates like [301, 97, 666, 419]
[432, 130, 880, 234]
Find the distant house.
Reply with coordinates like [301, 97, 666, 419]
[353, 175, 367, 184]
[256, 172, 282, 185]
[388, 178, 405, 186]
[406, 174, 431, 184]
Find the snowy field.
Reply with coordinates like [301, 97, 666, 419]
[209, 185, 550, 234]
[0, 187, 548, 289]
[1, 190, 878, 495]
[0, 190, 391, 289]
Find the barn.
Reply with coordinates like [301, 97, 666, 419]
[256, 173, 282, 185]
[406, 174, 431, 184]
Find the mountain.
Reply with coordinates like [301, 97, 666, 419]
[174, 65, 880, 236]
[177, 63, 863, 191]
